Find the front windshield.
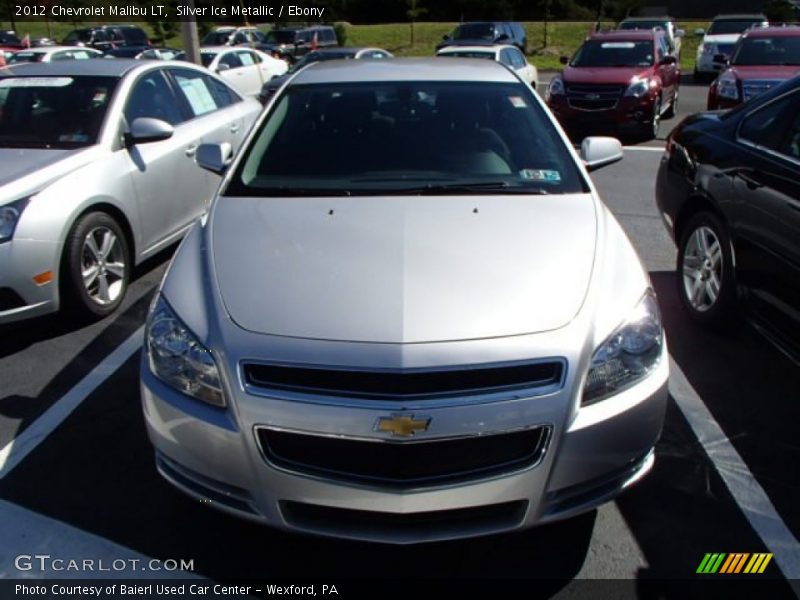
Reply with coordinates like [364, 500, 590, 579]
[708, 20, 763, 35]
[0, 76, 117, 148]
[453, 24, 496, 40]
[227, 81, 587, 196]
[266, 30, 296, 44]
[732, 36, 800, 66]
[571, 40, 654, 67]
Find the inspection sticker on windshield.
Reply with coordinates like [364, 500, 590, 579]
[0, 77, 73, 88]
[509, 96, 527, 108]
[520, 169, 561, 182]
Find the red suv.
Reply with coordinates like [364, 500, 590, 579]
[546, 30, 680, 140]
[707, 26, 800, 110]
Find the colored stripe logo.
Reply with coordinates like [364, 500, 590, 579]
[697, 553, 773, 574]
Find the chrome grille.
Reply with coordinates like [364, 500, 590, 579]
[566, 83, 624, 111]
[742, 79, 782, 101]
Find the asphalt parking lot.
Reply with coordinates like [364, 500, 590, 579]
[1, 77, 798, 597]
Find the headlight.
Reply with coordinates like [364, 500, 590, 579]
[0, 197, 31, 244]
[717, 74, 739, 100]
[624, 78, 654, 98]
[583, 291, 663, 405]
[546, 76, 565, 100]
[146, 294, 225, 407]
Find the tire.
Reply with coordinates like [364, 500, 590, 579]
[62, 212, 130, 319]
[639, 97, 662, 141]
[676, 211, 738, 329]
[663, 87, 678, 119]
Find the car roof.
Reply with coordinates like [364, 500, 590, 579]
[0, 58, 143, 77]
[712, 14, 767, 21]
[589, 30, 659, 41]
[742, 25, 800, 38]
[15, 45, 101, 53]
[437, 44, 515, 53]
[621, 16, 674, 22]
[291, 57, 519, 85]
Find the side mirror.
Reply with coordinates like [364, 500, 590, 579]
[216, 62, 231, 73]
[442, 34, 450, 41]
[659, 55, 677, 66]
[126, 117, 173, 146]
[675, 29, 686, 38]
[694, 28, 705, 37]
[196, 142, 233, 175]
[580, 136, 623, 172]
[712, 53, 728, 65]
[559, 55, 569, 65]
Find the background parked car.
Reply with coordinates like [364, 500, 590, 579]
[260, 26, 338, 63]
[707, 25, 800, 109]
[62, 25, 150, 53]
[436, 44, 538, 88]
[201, 26, 265, 47]
[657, 75, 800, 356]
[617, 16, 684, 59]
[182, 47, 288, 97]
[694, 14, 769, 82]
[0, 31, 24, 49]
[258, 47, 393, 103]
[0, 59, 261, 323]
[437, 21, 527, 53]
[8, 46, 104, 64]
[547, 29, 680, 140]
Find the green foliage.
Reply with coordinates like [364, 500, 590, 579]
[764, 0, 798, 23]
[334, 22, 348, 46]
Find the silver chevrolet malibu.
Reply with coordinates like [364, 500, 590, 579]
[0, 59, 261, 323]
[141, 58, 669, 543]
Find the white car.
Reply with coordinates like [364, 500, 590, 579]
[436, 44, 538, 89]
[695, 14, 768, 81]
[197, 47, 288, 97]
[8, 46, 103, 64]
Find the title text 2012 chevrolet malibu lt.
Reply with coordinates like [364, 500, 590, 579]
[141, 59, 668, 543]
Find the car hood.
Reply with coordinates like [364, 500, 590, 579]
[703, 34, 741, 45]
[562, 66, 650, 85]
[729, 65, 800, 80]
[210, 194, 598, 343]
[0, 147, 95, 199]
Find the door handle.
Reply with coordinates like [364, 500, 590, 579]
[230, 123, 240, 134]
[185, 145, 197, 157]
[737, 171, 763, 190]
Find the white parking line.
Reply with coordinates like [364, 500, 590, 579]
[669, 357, 800, 593]
[0, 326, 144, 480]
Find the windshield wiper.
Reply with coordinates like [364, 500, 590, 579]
[373, 181, 550, 195]
[252, 187, 352, 197]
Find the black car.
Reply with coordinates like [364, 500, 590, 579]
[260, 26, 338, 63]
[437, 21, 527, 53]
[656, 76, 800, 353]
[62, 26, 149, 52]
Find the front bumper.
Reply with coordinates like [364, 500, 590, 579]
[0, 238, 61, 324]
[548, 94, 658, 136]
[141, 345, 669, 543]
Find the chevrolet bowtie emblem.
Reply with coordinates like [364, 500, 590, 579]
[375, 414, 431, 437]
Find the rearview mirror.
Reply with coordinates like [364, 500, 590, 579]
[126, 117, 173, 146]
[196, 143, 233, 175]
[559, 55, 569, 65]
[580, 137, 623, 172]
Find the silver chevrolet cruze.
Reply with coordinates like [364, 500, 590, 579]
[141, 59, 669, 543]
[0, 60, 260, 323]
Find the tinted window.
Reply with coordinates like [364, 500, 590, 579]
[125, 71, 184, 126]
[266, 30, 296, 44]
[438, 50, 495, 59]
[0, 75, 117, 148]
[228, 81, 587, 196]
[571, 40, 654, 67]
[203, 31, 233, 45]
[740, 92, 800, 157]
[499, 49, 514, 66]
[8, 52, 46, 63]
[220, 52, 243, 69]
[732, 36, 800, 66]
[708, 20, 765, 35]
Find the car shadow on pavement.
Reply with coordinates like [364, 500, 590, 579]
[614, 270, 798, 596]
